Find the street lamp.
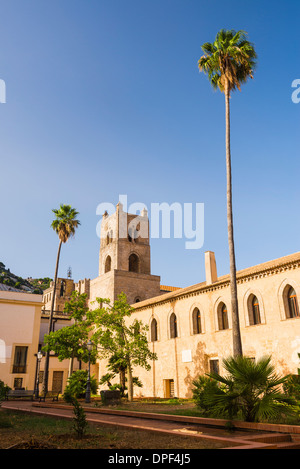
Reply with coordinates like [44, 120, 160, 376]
[35, 351, 43, 400]
[85, 340, 93, 403]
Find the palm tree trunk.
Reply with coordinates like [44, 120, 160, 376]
[43, 239, 62, 394]
[225, 80, 243, 357]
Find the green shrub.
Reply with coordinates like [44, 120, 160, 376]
[63, 370, 98, 401]
[192, 356, 298, 423]
[192, 375, 221, 416]
[0, 380, 10, 401]
[283, 374, 300, 400]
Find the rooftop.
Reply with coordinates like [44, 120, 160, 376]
[133, 251, 300, 310]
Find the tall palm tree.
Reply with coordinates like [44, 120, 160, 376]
[198, 29, 257, 356]
[43, 204, 80, 394]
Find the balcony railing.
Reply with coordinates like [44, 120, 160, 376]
[41, 309, 72, 318]
[12, 365, 27, 374]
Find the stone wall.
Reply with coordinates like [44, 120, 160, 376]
[127, 252, 300, 398]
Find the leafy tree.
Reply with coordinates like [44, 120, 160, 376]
[43, 291, 96, 375]
[92, 293, 157, 401]
[194, 355, 297, 422]
[198, 30, 257, 356]
[43, 204, 80, 394]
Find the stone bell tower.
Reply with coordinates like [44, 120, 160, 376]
[89, 202, 161, 305]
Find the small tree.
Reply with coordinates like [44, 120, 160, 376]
[70, 397, 88, 439]
[43, 292, 97, 375]
[92, 293, 157, 401]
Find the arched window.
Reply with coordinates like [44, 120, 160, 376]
[106, 230, 113, 245]
[129, 253, 139, 273]
[286, 287, 299, 318]
[170, 313, 178, 338]
[151, 318, 158, 342]
[248, 295, 261, 325]
[59, 280, 65, 297]
[105, 255, 111, 273]
[128, 226, 135, 243]
[192, 308, 202, 334]
[218, 303, 229, 330]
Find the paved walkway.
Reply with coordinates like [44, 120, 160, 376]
[1, 400, 284, 449]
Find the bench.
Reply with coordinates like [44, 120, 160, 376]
[5, 389, 35, 400]
[38, 391, 59, 402]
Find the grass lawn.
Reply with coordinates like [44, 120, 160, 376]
[0, 407, 229, 449]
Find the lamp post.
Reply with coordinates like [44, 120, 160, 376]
[35, 351, 43, 400]
[85, 340, 93, 403]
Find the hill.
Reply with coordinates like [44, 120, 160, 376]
[0, 262, 52, 294]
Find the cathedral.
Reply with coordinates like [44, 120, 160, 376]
[39, 202, 300, 398]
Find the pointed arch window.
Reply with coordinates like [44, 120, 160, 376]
[151, 318, 158, 342]
[287, 287, 300, 318]
[129, 253, 139, 273]
[192, 308, 202, 334]
[59, 280, 65, 297]
[170, 313, 178, 338]
[105, 255, 111, 273]
[106, 230, 113, 245]
[248, 295, 261, 325]
[218, 303, 229, 330]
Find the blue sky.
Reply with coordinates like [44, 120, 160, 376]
[0, 0, 299, 288]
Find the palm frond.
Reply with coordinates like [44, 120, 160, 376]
[198, 355, 298, 423]
[51, 203, 80, 243]
[198, 28, 257, 94]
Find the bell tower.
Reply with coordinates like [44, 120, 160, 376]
[99, 202, 151, 276]
[90, 202, 161, 305]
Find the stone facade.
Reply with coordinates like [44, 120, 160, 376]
[131, 251, 300, 398]
[41, 205, 300, 399]
[43, 277, 75, 314]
